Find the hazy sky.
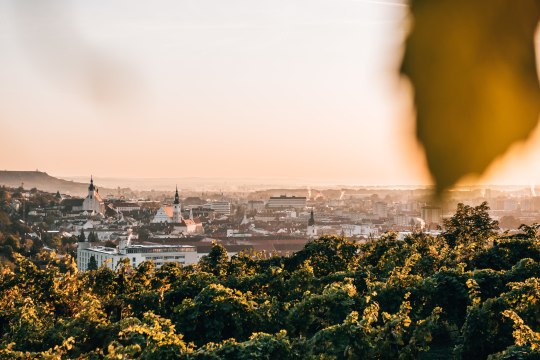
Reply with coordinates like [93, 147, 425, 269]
[1, 0, 539, 186]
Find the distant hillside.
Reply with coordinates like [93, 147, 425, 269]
[0, 171, 123, 196]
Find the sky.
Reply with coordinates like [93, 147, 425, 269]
[1, 0, 539, 186]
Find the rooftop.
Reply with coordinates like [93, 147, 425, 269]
[81, 243, 196, 255]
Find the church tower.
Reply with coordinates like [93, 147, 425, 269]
[307, 209, 317, 238]
[88, 176, 95, 198]
[82, 176, 105, 215]
[172, 186, 182, 223]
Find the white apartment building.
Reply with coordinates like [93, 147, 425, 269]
[341, 224, 379, 238]
[77, 241, 198, 271]
[114, 202, 141, 213]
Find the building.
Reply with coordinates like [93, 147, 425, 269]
[172, 186, 182, 222]
[307, 210, 317, 238]
[187, 206, 215, 219]
[77, 237, 198, 271]
[341, 224, 379, 238]
[373, 201, 388, 219]
[151, 187, 183, 224]
[267, 195, 307, 209]
[247, 200, 265, 212]
[82, 177, 105, 215]
[206, 201, 231, 215]
[150, 188, 204, 235]
[421, 206, 442, 227]
[152, 206, 173, 223]
[172, 218, 204, 235]
[61, 198, 84, 212]
[113, 202, 141, 213]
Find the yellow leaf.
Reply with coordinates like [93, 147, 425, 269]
[402, 1, 540, 194]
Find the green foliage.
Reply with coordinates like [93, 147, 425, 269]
[288, 236, 359, 277]
[1, 206, 540, 358]
[199, 242, 229, 277]
[443, 202, 499, 249]
[187, 330, 293, 360]
[287, 280, 357, 337]
[173, 283, 261, 345]
[106, 312, 192, 359]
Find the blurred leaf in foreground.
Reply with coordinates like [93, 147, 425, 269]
[402, 1, 540, 194]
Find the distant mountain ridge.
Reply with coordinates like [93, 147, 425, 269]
[0, 171, 123, 196]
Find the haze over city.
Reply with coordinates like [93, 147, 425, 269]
[2, 0, 540, 187]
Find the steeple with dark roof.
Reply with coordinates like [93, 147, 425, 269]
[83, 175, 105, 215]
[174, 185, 180, 205]
[308, 210, 315, 226]
[172, 186, 182, 223]
[88, 176, 95, 191]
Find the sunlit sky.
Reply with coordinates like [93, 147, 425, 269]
[1, 0, 540, 186]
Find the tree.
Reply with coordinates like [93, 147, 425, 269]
[499, 216, 522, 230]
[0, 211, 12, 231]
[518, 223, 540, 240]
[199, 242, 229, 277]
[288, 235, 359, 277]
[87, 231, 98, 243]
[104, 240, 116, 248]
[442, 202, 499, 248]
[87, 255, 98, 271]
[4, 234, 20, 251]
[78, 229, 86, 242]
[137, 228, 150, 242]
[173, 284, 260, 345]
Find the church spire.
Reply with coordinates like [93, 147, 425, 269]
[174, 185, 180, 205]
[172, 186, 182, 223]
[308, 209, 315, 226]
[88, 175, 95, 191]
